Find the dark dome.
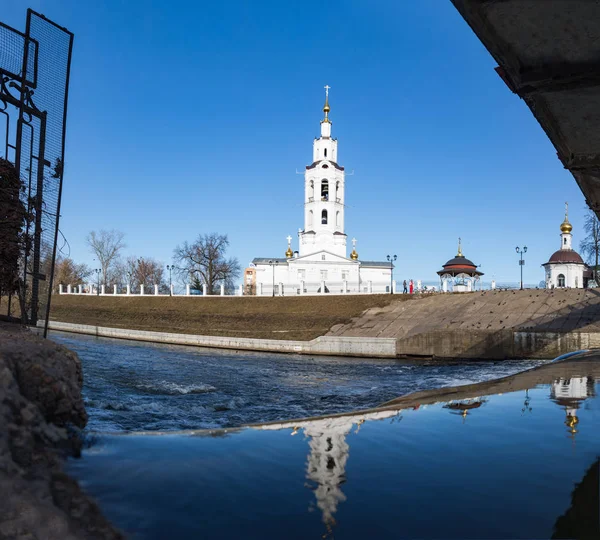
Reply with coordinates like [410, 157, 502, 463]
[442, 256, 477, 268]
[546, 250, 584, 264]
[437, 255, 483, 276]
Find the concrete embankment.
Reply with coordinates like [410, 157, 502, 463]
[40, 288, 600, 359]
[41, 320, 397, 358]
[328, 288, 600, 359]
[0, 322, 123, 539]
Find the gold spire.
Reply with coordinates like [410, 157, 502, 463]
[350, 237, 358, 260]
[456, 237, 464, 258]
[560, 201, 573, 233]
[322, 84, 331, 124]
[285, 235, 293, 258]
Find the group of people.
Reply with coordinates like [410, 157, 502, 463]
[402, 279, 415, 294]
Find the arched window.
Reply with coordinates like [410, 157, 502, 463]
[336, 211, 340, 227]
[321, 210, 328, 224]
[558, 274, 566, 287]
[309, 180, 314, 200]
[321, 180, 329, 200]
[324, 148, 327, 157]
[564, 237, 567, 245]
[335, 181, 340, 200]
[308, 210, 313, 227]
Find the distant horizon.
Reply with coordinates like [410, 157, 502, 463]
[2, 1, 590, 287]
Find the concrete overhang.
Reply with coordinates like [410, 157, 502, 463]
[451, 0, 600, 216]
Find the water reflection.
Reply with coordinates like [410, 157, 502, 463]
[550, 376, 596, 439]
[258, 377, 599, 535]
[261, 409, 401, 536]
[443, 397, 487, 421]
[552, 458, 600, 539]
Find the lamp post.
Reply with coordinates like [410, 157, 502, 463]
[268, 260, 277, 297]
[166, 265, 174, 296]
[515, 246, 527, 290]
[387, 254, 397, 294]
[94, 268, 101, 296]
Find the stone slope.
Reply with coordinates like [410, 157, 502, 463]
[328, 288, 600, 339]
[0, 322, 122, 540]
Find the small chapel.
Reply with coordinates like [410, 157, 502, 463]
[542, 203, 591, 289]
[245, 87, 391, 295]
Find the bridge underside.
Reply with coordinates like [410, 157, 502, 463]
[451, 0, 600, 216]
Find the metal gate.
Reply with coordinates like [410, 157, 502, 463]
[0, 9, 73, 335]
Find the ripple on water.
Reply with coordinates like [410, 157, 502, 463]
[50, 332, 547, 432]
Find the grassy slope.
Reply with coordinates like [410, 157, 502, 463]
[48, 294, 405, 340]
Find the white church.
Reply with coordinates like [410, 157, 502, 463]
[245, 87, 392, 295]
[542, 204, 591, 289]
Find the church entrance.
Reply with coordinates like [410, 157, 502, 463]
[557, 274, 566, 287]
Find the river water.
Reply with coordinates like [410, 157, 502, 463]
[50, 331, 545, 432]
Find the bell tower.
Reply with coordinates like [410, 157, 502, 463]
[560, 202, 573, 250]
[299, 86, 347, 258]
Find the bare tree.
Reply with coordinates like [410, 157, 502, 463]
[86, 229, 126, 286]
[53, 256, 92, 292]
[580, 208, 600, 282]
[113, 255, 166, 293]
[174, 233, 241, 295]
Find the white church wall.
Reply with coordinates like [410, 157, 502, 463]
[546, 263, 584, 289]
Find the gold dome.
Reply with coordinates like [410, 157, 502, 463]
[560, 219, 572, 234]
[350, 249, 359, 260]
[285, 246, 293, 258]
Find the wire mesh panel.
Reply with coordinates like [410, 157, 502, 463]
[0, 10, 73, 334]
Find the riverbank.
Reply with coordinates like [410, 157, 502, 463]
[39, 288, 600, 359]
[0, 322, 122, 539]
[46, 294, 400, 340]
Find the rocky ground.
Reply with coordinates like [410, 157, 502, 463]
[0, 321, 122, 539]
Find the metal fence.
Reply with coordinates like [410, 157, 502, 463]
[0, 9, 73, 335]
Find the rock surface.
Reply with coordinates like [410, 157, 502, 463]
[0, 321, 123, 539]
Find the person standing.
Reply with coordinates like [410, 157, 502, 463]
[409, 279, 414, 294]
[403, 279, 408, 294]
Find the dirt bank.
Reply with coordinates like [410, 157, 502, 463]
[46, 294, 401, 340]
[0, 321, 122, 539]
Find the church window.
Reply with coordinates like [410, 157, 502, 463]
[309, 180, 314, 200]
[336, 211, 340, 227]
[321, 210, 328, 224]
[558, 274, 566, 287]
[342, 271, 349, 280]
[308, 210, 313, 227]
[564, 237, 567, 245]
[324, 148, 327, 157]
[322, 255, 326, 261]
[322, 164, 328, 169]
[321, 180, 329, 200]
[298, 269, 306, 280]
[320, 270, 328, 280]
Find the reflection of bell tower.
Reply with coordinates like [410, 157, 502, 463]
[304, 418, 352, 536]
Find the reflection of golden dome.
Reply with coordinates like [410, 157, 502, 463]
[286, 246, 293, 258]
[350, 249, 358, 260]
[560, 219, 572, 234]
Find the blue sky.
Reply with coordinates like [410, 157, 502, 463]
[3, 0, 587, 286]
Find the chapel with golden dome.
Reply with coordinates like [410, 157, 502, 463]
[542, 203, 591, 288]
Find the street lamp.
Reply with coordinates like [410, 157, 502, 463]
[94, 268, 101, 296]
[166, 265, 175, 296]
[515, 246, 527, 290]
[386, 254, 397, 294]
[268, 260, 277, 297]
